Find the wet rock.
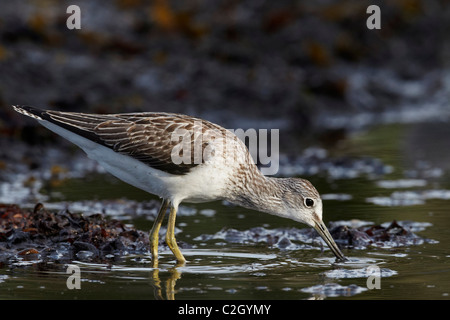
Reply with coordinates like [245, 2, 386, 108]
[100, 238, 125, 254]
[328, 219, 436, 249]
[72, 241, 99, 258]
[6, 229, 31, 245]
[18, 248, 39, 256]
[330, 225, 373, 249]
[275, 236, 294, 250]
[0, 203, 150, 265]
[76, 250, 95, 260]
[195, 219, 436, 252]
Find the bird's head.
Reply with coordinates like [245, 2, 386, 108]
[275, 178, 347, 262]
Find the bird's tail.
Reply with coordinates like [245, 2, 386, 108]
[12, 105, 46, 120]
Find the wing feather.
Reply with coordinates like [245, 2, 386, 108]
[13, 106, 240, 176]
[46, 111, 226, 175]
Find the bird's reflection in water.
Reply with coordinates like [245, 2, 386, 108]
[151, 260, 183, 300]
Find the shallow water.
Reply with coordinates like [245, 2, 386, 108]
[1, 122, 450, 299]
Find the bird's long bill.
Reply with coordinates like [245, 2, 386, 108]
[313, 220, 347, 262]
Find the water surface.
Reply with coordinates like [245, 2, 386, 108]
[1, 122, 449, 300]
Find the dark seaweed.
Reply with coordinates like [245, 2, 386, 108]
[0, 203, 150, 265]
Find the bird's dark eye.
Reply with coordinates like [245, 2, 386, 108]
[305, 198, 314, 207]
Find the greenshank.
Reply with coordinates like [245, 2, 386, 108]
[12, 105, 347, 265]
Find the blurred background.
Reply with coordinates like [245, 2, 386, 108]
[1, 0, 449, 148]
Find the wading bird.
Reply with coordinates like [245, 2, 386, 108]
[13, 105, 347, 265]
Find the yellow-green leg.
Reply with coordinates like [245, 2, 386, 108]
[166, 204, 186, 264]
[149, 199, 169, 267]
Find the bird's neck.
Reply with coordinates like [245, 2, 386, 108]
[226, 167, 285, 216]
